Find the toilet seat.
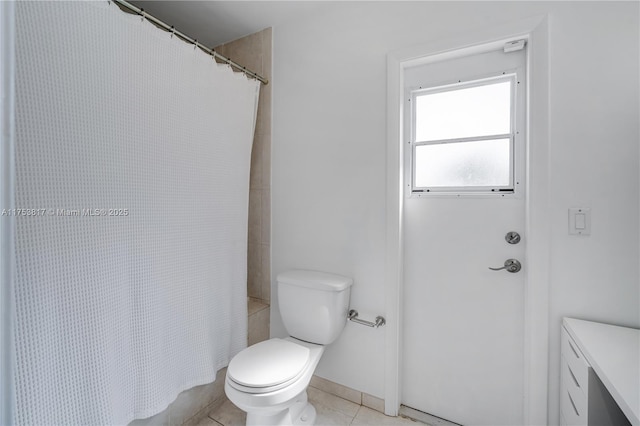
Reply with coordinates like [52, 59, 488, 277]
[227, 338, 312, 394]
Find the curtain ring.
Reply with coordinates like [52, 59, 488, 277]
[139, 8, 145, 22]
[194, 40, 198, 50]
[170, 26, 175, 38]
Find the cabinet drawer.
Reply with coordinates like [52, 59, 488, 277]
[561, 383, 587, 426]
[561, 327, 589, 390]
[562, 354, 587, 399]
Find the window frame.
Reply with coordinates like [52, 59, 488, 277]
[409, 72, 518, 196]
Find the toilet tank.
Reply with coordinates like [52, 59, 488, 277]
[277, 270, 353, 345]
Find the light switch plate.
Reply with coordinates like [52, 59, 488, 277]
[569, 208, 591, 235]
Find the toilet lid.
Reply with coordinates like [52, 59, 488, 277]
[227, 338, 311, 388]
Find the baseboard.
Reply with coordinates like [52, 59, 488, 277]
[309, 375, 385, 414]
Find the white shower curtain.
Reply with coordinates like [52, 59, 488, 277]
[13, 2, 257, 424]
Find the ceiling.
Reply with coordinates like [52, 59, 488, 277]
[130, 1, 329, 47]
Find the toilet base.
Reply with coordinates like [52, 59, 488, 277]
[245, 391, 317, 426]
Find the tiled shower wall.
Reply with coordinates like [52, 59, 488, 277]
[216, 28, 272, 345]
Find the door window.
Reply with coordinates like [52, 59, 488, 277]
[410, 75, 517, 194]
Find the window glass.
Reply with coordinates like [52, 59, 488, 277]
[415, 80, 511, 142]
[414, 138, 510, 188]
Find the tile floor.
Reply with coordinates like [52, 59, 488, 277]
[197, 386, 425, 426]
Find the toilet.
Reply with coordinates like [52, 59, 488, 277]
[225, 269, 353, 426]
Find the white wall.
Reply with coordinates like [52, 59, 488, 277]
[271, 2, 639, 424]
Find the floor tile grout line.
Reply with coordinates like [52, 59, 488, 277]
[350, 404, 364, 425]
[210, 417, 224, 426]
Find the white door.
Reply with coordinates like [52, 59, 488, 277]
[401, 46, 527, 426]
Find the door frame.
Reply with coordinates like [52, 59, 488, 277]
[384, 15, 550, 425]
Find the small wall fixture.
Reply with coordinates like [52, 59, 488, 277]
[348, 309, 386, 328]
[504, 39, 526, 53]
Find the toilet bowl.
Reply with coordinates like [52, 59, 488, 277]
[224, 270, 353, 426]
[225, 338, 324, 425]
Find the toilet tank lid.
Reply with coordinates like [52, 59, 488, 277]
[277, 270, 353, 291]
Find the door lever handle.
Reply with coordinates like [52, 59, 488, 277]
[489, 259, 521, 273]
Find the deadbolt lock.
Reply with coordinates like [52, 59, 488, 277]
[505, 231, 521, 245]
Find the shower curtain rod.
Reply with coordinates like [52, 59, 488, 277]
[111, 0, 269, 85]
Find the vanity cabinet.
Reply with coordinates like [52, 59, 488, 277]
[560, 318, 638, 426]
[560, 326, 591, 425]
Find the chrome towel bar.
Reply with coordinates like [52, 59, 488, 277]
[348, 309, 386, 328]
